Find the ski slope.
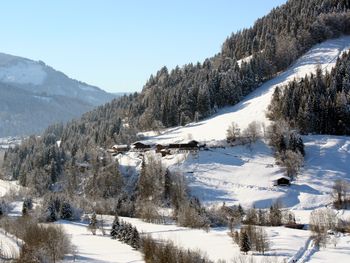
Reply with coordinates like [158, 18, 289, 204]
[143, 36, 350, 144]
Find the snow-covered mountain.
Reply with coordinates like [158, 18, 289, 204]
[0, 53, 116, 137]
[2, 37, 350, 263]
[141, 36, 350, 144]
[133, 36, 350, 211]
[0, 52, 113, 106]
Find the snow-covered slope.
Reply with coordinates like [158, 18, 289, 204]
[165, 135, 350, 210]
[143, 36, 350, 144]
[0, 53, 117, 136]
[58, 220, 144, 263]
[0, 52, 113, 106]
[130, 36, 350, 211]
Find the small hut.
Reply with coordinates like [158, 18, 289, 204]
[273, 176, 291, 186]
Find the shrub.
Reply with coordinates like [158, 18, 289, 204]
[141, 235, 213, 263]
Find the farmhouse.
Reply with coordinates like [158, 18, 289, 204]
[132, 141, 152, 151]
[168, 140, 199, 151]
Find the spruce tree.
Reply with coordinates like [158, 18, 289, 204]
[111, 214, 120, 239]
[240, 231, 251, 254]
[47, 203, 57, 222]
[60, 202, 73, 220]
[22, 201, 28, 216]
[131, 227, 141, 249]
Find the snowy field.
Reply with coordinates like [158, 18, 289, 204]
[121, 217, 310, 263]
[308, 234, 350, 263]
[58, 220, 144, 263]
[58, 215, 310, 263]
[170, 135, 350, 212]
[0, 230, 20, 260]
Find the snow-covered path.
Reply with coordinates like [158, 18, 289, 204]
[144, 36, 350, 144]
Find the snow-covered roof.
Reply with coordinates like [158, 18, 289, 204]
[112, 144, 129, 149]
[271, 175, 291, 182]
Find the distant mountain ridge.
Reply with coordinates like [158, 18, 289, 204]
[0, 52, 116, 137]
[0, 52, 113, 105]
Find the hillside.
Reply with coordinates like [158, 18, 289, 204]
[0, 52, 112, 105]
[142, 36, 350, 144]
[0, 53, 115, 137]
[112, 36, 350, 211]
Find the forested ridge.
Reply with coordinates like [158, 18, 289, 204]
[2, 0, 350, 196]
[268, 50, 350, 135]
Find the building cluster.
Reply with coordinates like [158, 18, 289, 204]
[107, 140, 202, 157]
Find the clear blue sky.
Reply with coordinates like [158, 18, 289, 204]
[0, 0, 286, 93]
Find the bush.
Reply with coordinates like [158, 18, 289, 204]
[238, 225, 270, 255]
[141, 235, 213, 263]
[176, 198, 210, 230]
[226, 122, 241, 144]
[0, 216, 71, 263]
[310, 208, 338, 246]
[242, 121, 262, 143]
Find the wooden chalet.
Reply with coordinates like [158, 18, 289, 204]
[168, 140, 199, 151]
[132, 141, 152, 151]
[273, 176, 291, 186]
[107, 144, 130, 155]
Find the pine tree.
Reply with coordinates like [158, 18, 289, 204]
[22, 202, 28, 216]
[47, 203, 57, 222]
[131, 227, 141, 249]
[60, 202, 73, 220]
[240, 231, 251, 254]
[111, 214, 120, 239]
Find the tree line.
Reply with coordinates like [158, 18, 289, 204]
[268, 51, 350, 135]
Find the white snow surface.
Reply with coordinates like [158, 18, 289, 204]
[142, 36, 350, 144]
[166, 135, 350, 210]
[307, 234, 350, 263]
[237, 54, 254, 67]
[58, 220, 144, 263]
[120, 217, 310, 263]
[0, 58, 46, 85]
[0, 179, 19, 197]
[0, 229, 20, 260]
